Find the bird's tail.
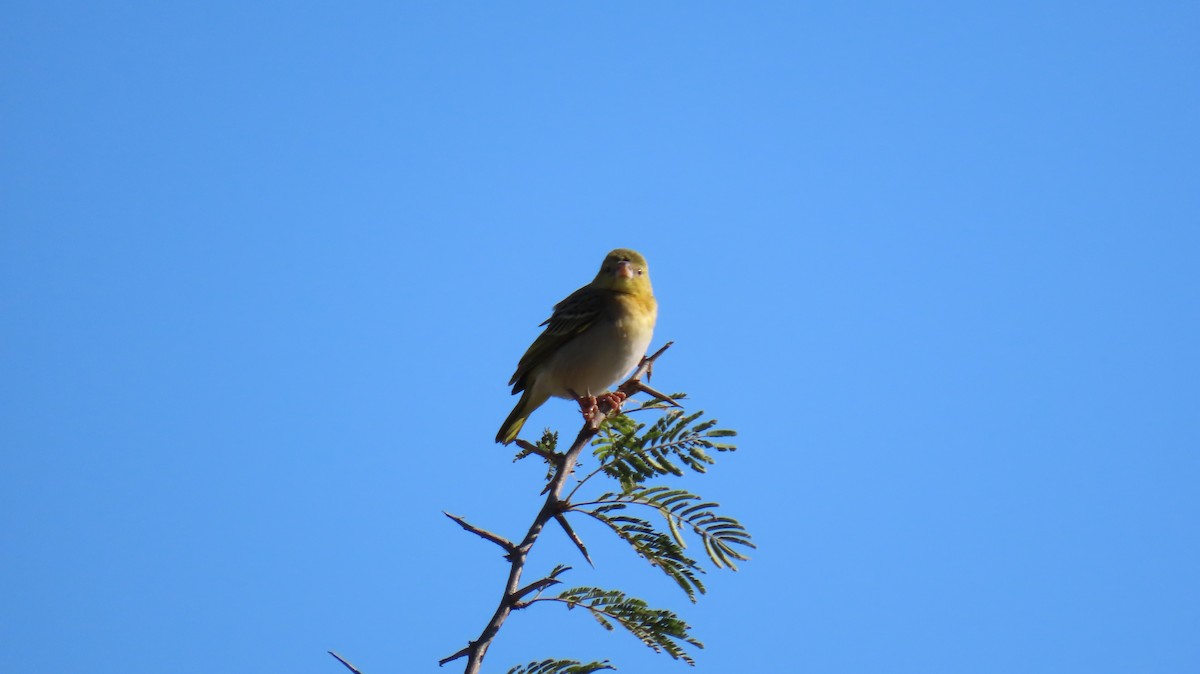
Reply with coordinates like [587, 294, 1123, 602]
[496, 389, 535, 445]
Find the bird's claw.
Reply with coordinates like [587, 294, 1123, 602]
[598, 391, 627, 413]
[577, 395, 600, 422]
[577, 391, 627, 427]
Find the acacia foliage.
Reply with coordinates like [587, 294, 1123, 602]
[498, 402, 753, 670]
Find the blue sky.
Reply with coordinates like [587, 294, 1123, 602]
[3, 2, 1198, 673]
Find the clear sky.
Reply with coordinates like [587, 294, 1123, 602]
[3, 3, 1198, 673]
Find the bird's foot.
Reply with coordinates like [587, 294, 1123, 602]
[577, 395, 600, 423]
[597, 391, 627, 414]
[575, 391, 627, 430]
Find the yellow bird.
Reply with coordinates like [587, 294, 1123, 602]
[496, 248, 657, 445]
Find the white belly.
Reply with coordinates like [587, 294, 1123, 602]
[539, 317, 653, 398]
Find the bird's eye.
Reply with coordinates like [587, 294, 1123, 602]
[636, 269, 644, 276]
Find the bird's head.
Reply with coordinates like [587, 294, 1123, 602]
[593, 248, 652, 295]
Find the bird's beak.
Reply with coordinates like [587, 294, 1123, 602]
[614, 260, 635, 279]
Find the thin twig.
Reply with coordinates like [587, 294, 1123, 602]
[514, 438, 557, 462]
[565, 462, 610, 504]
[440, 343, 674, 673]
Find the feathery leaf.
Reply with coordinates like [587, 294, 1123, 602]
[581, 510, 706, 600]
[552, 587, 703, 665]
[591, 410, 737, 491]
[577, 487, 754, 571]
[506, 659, 615, 674]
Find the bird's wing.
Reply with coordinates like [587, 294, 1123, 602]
[508, 285, 608, 391]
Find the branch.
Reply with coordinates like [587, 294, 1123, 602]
[441, 343, 675, 673]
[564, 462, 610, 504]
[514, 438, 557, 462]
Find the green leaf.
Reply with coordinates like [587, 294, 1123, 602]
[581, 510, 706, 601]
[577, 487, 755, 572]
[591, 407, 737, 490]
[506, 658, 616, 674]
[554, 587, 703, 665]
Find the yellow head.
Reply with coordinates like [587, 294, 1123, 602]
[592, 248, 652, 295]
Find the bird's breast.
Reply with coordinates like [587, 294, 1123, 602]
[539, 295, 656, 399]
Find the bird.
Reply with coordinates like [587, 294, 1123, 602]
[496, 248, 657, 445]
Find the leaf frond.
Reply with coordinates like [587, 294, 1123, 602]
[506, 658, 616, 674]
[592, 409, 737, 491]
[551, 587, 703, 665]
[579, 510, 706, 601]
[580, 487, 755, 570]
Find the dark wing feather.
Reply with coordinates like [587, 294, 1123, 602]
[508, 285, 607, 392]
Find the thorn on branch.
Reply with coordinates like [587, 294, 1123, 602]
[328, 651, 364, 674]
[437, 644, 471, 667]
[443, 512, 518, 555]
[629, 380, 683, 408]
[511, 570, 570, 602]
[554, 513, 594, 567]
